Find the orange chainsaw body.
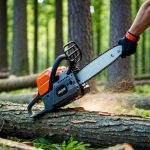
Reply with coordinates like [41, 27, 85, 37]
[32, 66, 66, 100]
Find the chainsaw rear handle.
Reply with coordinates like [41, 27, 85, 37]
[50, 54, 67, 87]
[28, 54, 72, 119]
[27, 93, 48, 119]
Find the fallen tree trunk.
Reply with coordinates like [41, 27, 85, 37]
[0, 77, 150, 92]
[0, 93, 150, 110]
[0, 72, 9, 79]
[0, 93, 33, 104]
[97, 80, 150, 86]
[0, 102, 150, 149]
[0, 74, 38, 92]
[0, 138, 42, 150]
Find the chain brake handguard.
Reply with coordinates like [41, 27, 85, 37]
[63, 41, 82, 66]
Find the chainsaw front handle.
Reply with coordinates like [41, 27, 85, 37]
[50, 54, 67, 87]
[27, 93, 47, 119]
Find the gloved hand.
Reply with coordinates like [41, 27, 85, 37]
[118, 31, 139, 58]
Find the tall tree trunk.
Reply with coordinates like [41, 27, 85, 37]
[68, 0, 96, 91]
[55, 0, 63, 58]
[46, 19, 50, 68]
[149, 29, 150, 73]
[95, 1, 102, 56]
[134, 0, 140, 75]
[12, 0, 29, 75]
[97, 28, 101, 56]
[0, 0, 8, 72]
[107, 0, 134, 92]
[142, 32, 146, 74]
[33, 0, 38, 73]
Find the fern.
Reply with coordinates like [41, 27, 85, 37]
[61, 137, 90, 150]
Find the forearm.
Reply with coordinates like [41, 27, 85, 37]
[129, 0, 150, 36]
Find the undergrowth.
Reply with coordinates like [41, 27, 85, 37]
[130, 105, 150, 117]
[32, 137, 91, 150]
[134, 85, 150, 95]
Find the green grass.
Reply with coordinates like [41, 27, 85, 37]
[134, 85, 150, 95]
[130, 105, 150, 117]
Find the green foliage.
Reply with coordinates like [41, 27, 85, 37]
[32, 137, 57, 149]
[61, 137, 90, 150]
[134, 85, 150, 95]
[131, 105, 150, 117]
[32, 137, 90, 150]
[7, 136, 23, 142]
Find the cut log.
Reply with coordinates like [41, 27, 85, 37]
[135, 75, 150, 80]
[134, 80, 150, 86]
[0, 74, 38, 92]
[0, 138, 42, 150]
[0, 102, 150, 149]
[0, 93, 150, 110]
[0, 93, 33, 104]
[97, 80, 150, 86]
[0, 72, 9, 79]
[0, 76, 150, 93]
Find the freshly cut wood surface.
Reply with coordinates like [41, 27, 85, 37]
[0, 101, 150, 149]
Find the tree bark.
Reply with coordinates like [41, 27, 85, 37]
[0, 102, 150, 149]
[142, 32, 146, 74]
[134, 0, 140, 75]
[55, 0, 63, 58]
[46, 18, 50, 68]
[33, 0, 38, 73]
[12, 0, 29, 75]
[0, 74, 38, 92]
[68, 0, 96, 91]
[0, 0, 8, 72]
[107, 0, 134, 92]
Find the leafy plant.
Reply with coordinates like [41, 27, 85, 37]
[32, 137, 90, 150]
[61, 137, 90, 150]
[134, 85, 150, 95]
[32, 137, 57, 150]
[7, 136, 23, 142]
[131, 105, 150, 117]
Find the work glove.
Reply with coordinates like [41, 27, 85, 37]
[118, 31, 139, 58]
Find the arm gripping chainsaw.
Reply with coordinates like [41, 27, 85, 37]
[28, 41, 122, 119]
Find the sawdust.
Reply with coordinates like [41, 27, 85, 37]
[66, 92, 150, 114]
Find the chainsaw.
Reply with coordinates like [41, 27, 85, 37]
[28, 41, 122, 119]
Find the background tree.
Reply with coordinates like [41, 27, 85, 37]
[33, 0, 38, 73]
[46, 16, 50, 68]
[92, 0, 102, 57]
[107, 0, 134, 91]
[134, 0, 140, 75]
[55, 0, 63, 58]
[68, 0, 96, 91]
[0, 0, 8, 72]
[142, 32, 146, 74]
[12, 0, 29, 75]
